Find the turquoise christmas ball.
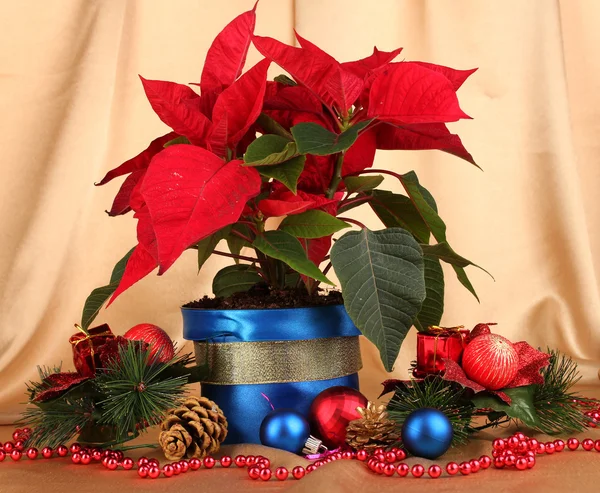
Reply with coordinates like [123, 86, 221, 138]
[401, 408, 453, 459]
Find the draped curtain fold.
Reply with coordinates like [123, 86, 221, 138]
[1, 0, 598, 423]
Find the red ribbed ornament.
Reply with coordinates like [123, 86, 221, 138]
[462, 334, 518, 390]
[308, 386, 368, 448]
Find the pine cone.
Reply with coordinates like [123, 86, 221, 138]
[345, 401, 400, 452]
[159, 396, 228, 460]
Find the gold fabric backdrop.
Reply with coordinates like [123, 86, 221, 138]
[1, 0, 598, 423]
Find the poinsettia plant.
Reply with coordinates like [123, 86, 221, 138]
[84, 3, 488, 371]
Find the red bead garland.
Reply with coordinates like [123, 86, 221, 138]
[1, 416, 599, 482]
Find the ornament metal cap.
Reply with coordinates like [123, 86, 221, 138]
[302, 435, 327, 455]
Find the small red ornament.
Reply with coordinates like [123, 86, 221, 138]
[26, 448, 38, 460]
[179, 460, 190, 472]
[308, 386, 368, 447]
[275, 467, 289, 480]
[220, 456, 232, 468]
[148, 466, 160, 479]
[41, 447, 53, 459]
[0, 451, 5, 462]
[203, 457, 216, 469]
[123, 323, 175, 363]
[462, 334, 519, 390]
[57, 445, 69, 457]
[189, 458, 201, 470]
[163, 464, 174, 477]
[446, 462, 459, 475]
[259, 468, 272, 481]
[10, 450, 22, 461]
[122, 458, 134, 470]
[248, 467, 260, 480]
[292, 466, 305, 479]
[411, 464, 424, 478]
[138, 466, 149, 478]
[428, 464, 442, 478]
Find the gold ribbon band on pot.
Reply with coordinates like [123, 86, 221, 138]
[193, 336, 363, 385]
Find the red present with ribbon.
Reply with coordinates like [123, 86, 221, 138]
[69, 324, 116, 377]
[413, 325, 470, 378]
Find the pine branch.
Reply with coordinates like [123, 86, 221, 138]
[95, 342, 189, 443]
[533, 349, 590, 434]
[387, 377, 474, 445]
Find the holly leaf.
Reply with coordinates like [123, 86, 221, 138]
[197, 226, 232, 272]
[291, 120, 372, 156]
[413, 256, 445, 331]
[140, 145, 261, 274]
[81, 248, 135, 329]
[471, 386, 542, 429]
[369, 190, 430, 243]
[368, 62, 471, 124]
[257, 156, 305, 194]
[330, 228, 426, 371]
[139, 78, 211, 145]
[212, 264, 262, 298]
[253, 230, 333, 284]
[280, 210, 349, 239]
[344, 175, 384, 194]
[200, 4, 257, 95]
[243, 134, 298, 166]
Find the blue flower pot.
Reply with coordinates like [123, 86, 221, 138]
[182, 304, 362, 444]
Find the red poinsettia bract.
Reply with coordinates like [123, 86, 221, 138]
[97, 4, 477, 303]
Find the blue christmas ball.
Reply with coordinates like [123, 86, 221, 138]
[259, 409, 311, 454]
[401, 408, 453, 459]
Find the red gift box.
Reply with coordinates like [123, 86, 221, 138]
[413, 326, 470, 378]
[69, 324, 115, 377]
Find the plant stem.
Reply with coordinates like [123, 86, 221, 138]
[337, 217, 367, 229]
[351, 168, 404, 182]
[322, 262, 333, 276]
[114, 443, 159, 451]
[326, 153, 346, 199]
[231, 229, 253, 244]
[339, 195, 372, 208]
[212, 250, 258, 263]
[472, 417, 512, 431]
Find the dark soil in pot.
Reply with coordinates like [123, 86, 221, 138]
[183, 285, 344, 309]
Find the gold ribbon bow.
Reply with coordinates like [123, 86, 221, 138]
[427, 325, 466, 369]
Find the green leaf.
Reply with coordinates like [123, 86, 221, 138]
[243, 134, 298, 166]
[471, 386, 542, 429]
[163, 135, 190, 148]
[253, 230, 333, 285]
[398, 171, 483, 301]
[369, 190, 430, 243]
[280, 210, 350, 239]
[227, 224, 252, 263]
[274, 74, 297, 86]
[81, 248, 134, 330]
[258, 156, 305, 193]
[344, 175, 384, 194]
[420, 242, 493, 279]
[291, 120, 372, 156]
[212, 264, 263, 298]
[330, 228, 426, 371]
[197, 226, 231, 271]
[413, 256, 445, 331]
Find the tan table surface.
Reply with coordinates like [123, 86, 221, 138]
[1, 386, 599, 493]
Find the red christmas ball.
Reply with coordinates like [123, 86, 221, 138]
[308, 386, 368, 448]
[462, 333, 518, 389]
[123, 324, 175, 363]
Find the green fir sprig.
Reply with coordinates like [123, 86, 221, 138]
[533, 349, 592, 434]
[387, 377, 474, 445]
[94, 343, 190, 443]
